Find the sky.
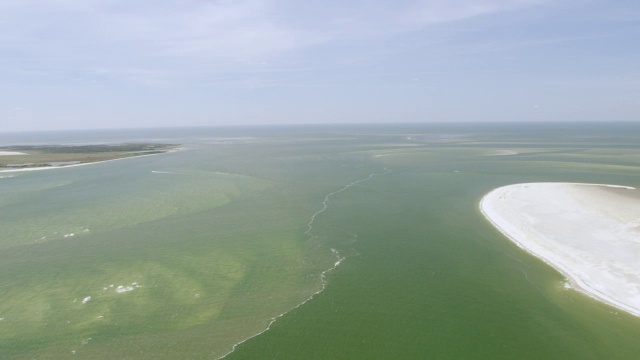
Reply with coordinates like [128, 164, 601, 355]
[1, 0, 639, 131]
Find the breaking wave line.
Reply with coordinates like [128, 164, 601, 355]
[216, 168, 390, 359]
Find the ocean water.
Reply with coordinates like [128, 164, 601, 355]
[2, 123, 640, 359]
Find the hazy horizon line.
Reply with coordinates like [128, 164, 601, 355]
[2, 120, 639, 134]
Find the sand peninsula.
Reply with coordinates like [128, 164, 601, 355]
[0, 143, 178, 172]
[480, 182, 640, 316]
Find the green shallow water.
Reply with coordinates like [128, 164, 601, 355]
[2, 123, 640, 359]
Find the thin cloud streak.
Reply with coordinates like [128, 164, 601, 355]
[0, 1, 546, 70]
[1, 0, 638, 130]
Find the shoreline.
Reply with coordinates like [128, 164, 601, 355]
[0, 147, 182, 173]
[480, 182, 640, 317]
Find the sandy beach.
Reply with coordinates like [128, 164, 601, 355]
[480, 182, 640, 316]
[0, 158, 122, 173]
[0, 147, 182, 173]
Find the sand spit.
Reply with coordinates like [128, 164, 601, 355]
[0, 147, 181, 173]
[486, 150, 518, 156]
[480, 182, 640, 316]
[0, 151, 27, 156]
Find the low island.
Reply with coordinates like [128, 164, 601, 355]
[0, 143, 178, 172]
[480, 182, 640, 316]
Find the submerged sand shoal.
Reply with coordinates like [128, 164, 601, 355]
[480, 182, 640, 316]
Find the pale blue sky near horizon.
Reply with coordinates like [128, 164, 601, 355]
[1, 0, 639, 131]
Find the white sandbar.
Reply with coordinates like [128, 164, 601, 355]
[0, 151, 26, 156]
[480, 182, 640, 316]
[486, 149, 518, 156]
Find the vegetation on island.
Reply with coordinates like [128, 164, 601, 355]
[3, 143, 176, 154]
[0, 143, 178, 169]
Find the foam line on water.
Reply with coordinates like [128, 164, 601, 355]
[305, 168, 391, 240]
[216, 168, 390, 359]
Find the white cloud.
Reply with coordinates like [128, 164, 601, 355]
[398, 0, 547, 27]
[1, 0, 546, 58]
[0, 0, 322, 62]
[0, 0, 549, 85]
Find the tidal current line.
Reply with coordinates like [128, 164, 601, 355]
[305, 168, 391, 239]
[216, 168, 390, 359]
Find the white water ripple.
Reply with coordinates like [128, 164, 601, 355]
[216, 169, 390, 359]
[305, 168, 391, 240]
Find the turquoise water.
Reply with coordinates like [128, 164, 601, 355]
[2, 123, 640, 359]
